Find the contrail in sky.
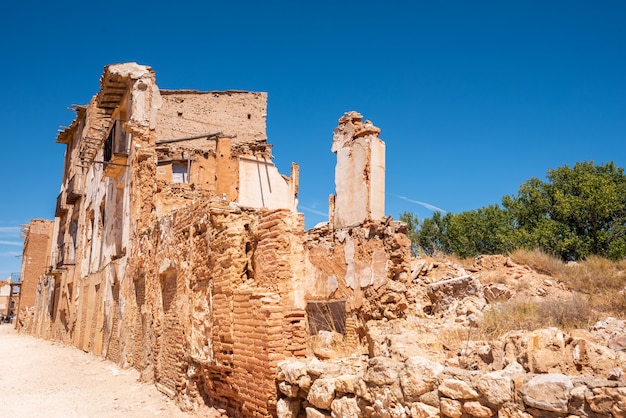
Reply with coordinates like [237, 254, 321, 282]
[299, 206, 328, 217]
[392, 194, 447, 213]
[0, 226, 21, 234]
[0, 240, 23, 247]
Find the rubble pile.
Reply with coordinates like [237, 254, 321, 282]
[277, 255, 626, 417]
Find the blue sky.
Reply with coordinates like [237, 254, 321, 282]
[1, 1, 624, 277]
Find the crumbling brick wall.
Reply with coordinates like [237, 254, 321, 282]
[19, 220, 54, 312]
[112, 201, 308, 416]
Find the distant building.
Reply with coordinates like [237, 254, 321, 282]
[16, 220, 54, 328]
[0, 280, 10, 317]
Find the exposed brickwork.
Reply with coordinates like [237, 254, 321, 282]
[19, 219, 54, 312]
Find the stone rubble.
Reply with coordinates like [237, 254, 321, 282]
[276, 255, 626, 418]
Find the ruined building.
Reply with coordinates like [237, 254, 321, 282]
[16, 219, 54, 327]
[21, 63, 412, 416]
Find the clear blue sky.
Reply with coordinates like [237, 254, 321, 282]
[1, 1, 625, 277]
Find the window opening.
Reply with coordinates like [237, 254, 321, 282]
[172, 162, 189, 183]
[306, 300, 346, 335]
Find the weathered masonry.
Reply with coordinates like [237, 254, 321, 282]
[20, 63, 413, 417]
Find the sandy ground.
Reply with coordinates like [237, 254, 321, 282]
[0, 324, 197, 418]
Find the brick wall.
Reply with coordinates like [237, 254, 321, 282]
[128, 204, 309, 416]
[20, 219, 54, 309]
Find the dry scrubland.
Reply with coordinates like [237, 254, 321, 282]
[476, 249, 626, 338]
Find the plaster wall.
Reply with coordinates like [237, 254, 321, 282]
[332, 112, 386, 228]
[0, 283, 9, 315]
[156, 91, 267, 146]
[237, 158, 298, 211]
[334, 141, 369, 228]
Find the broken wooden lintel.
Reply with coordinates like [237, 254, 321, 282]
[156, 131, 223, 145]
[89, 160, 130, 167]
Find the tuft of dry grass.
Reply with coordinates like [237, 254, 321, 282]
[481, 300, 538, 338]
[509, 248, 566, 277]
[480, 295, 596, 339]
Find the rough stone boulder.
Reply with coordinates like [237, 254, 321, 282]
[399, 356, 445, 401]
[483, 283, 513, 303]
[365, 319, 445, 362]
[426, 274, 484, 316]
[503, 328, 569, 374]
[521, 374, 573, 413]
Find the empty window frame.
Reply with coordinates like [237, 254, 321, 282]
[172, 162, 189, 183]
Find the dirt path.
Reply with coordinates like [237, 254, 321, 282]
[0, 324, 197, 418]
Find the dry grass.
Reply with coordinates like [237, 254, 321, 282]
[480, 295, 596, 338]
[510, 249, 626, 303]
[478, 271, 509, 285]
[509, 248, 566, 277]
[476, 248, 626, 337]
[481, 300, 537, 338]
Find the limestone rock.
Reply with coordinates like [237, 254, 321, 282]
[298, 374, 313, 391]
[278, 381, 300, 398]
[608, 335, 626, 351]
[586, 386, 626, 416]
[307, 359, 342, 378]
[500, 360, 525, 377]
[278, 360, 307, 384]
[335, 374, 358, 394]
[366, 357, 401, 386]
[276, 397, 301, 418]
[419, 390, 440, 408]
[483, 283, 512, 303]
[426, 275, 483, 315]
[571, 338, 619, 377]
[476, 370, 513, 406]
[366, 320, 445, 361]
[305, 406, 331, 418]
[410, 402, 440, 418]
[307, 378, 337, 410]
[370, 387, 410, 418]
[438, 378, 478, 400]
[439, 398, 463, 418]
[590, 317, 626, 346]
[521, 374, 573, 413]
[462, 401, 494, 417]
[330, 396, 360, 418]
[503, 328, 570, 373]
[496, 408, 533, 418]
[400, 356, 445, 401]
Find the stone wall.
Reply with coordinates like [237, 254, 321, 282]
[277, 356, 626, 417]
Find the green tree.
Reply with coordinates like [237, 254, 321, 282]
[401, 161, 626, 261]
[399, 212, 420, 256]
[503, 161, 626, 260]
[445, 205, 518, 258]
[417, 211, 451, 256]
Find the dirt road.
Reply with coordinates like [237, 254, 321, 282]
[0, 324, 195, 418]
